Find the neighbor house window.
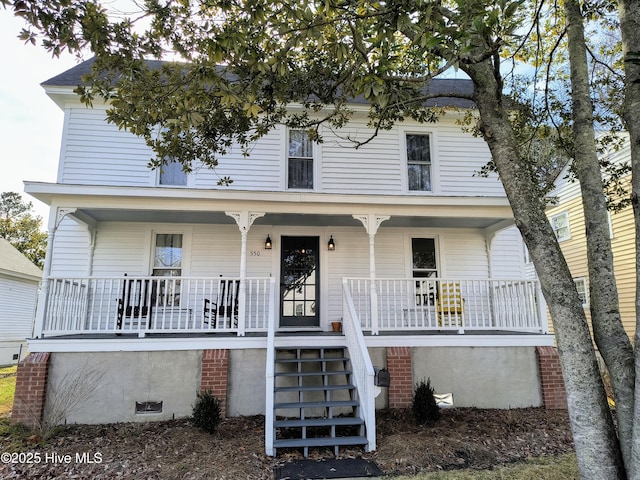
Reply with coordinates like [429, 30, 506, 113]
[153, 234, 183, 277]
[574, 277, 588, 307]
[550, 211, 570, 241]
[159, 159, 188, 186]
[406, 134, 432, 192]
[412, 238, 438, 305]
[288, 129, 314, 189]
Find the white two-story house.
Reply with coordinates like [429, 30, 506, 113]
[14, 59, 560, 456]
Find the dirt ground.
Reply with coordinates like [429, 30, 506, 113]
[0, 407, 574, 479]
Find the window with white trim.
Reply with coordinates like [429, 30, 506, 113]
[550, 211, 570, 241]
[159, 159, 188, 186]
[153, 233, 183, 277]
[406, 134, 432, 192]
[412, 238, 438, 306]
[152, 233, 183, 306]
[574, 277, 588, 307]
[288, 130, 314, 189]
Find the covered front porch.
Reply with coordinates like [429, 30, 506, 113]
[27, 183, 548, 341]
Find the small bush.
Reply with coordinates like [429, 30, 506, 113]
[412, 377, 441, 426]
[192, 390, 222, 434]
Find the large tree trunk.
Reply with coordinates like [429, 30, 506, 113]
[463, 58, 625, 479]
[564, 0, 635, 471]
[618, 0, 640, 476]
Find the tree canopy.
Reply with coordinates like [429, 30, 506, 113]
[0, 192, 47, 268]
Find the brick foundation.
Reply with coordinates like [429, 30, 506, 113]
[201, 349, 229, 417]
[11, 352, 51, 428]
[536, 346, 567, 409]
[387, 347, 413, 409]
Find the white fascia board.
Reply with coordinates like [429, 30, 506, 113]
[0, 269, 42, 284]
[42, 85, 86, 110]
[28, 333, 554, 353]
[363, 333, 555, 348]
[24, 181, 513, 215]
[28, 336, 269, 353]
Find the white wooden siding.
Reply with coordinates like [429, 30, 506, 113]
[57, 103, 505, 197]
[50, 217, 91, 276]
[321, 128, 403, 194]
[193, 131, 283, 191]
[0, 277, 38, 341]
[440, 230, 490, 278]
[91, 222, 150, 276]
[60, 107, 153, 186]
[490, 228, 526, 279]
[437, 127, 503, 195]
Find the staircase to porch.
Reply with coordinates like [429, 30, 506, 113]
[271, 346, 368, 457]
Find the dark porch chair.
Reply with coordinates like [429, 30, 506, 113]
[117, 274, 153, 329]
[204, 279, 240, 328]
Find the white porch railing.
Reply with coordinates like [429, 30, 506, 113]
[40, 276, 273, 337]
[346, 278, 545, 334]
[39, 276, 544, 338]
[342, 280, 377, 452]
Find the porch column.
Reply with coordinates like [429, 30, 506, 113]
[87, 226, 97, 276]
[33, 207, 78, 338]
[353, 214, 390, 335]
[226, 211, 266, 336]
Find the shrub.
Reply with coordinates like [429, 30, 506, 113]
[192, 390, 222, 434]
[412, 377, 441, 426]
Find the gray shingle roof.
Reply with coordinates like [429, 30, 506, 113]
[43, 58, 476, 108]
[0, 238, 42, 281]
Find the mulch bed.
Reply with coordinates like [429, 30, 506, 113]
[0, 407, 574, 479]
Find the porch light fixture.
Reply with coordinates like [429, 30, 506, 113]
[328, 235, 336, 251]
[265, 235, 272, 250]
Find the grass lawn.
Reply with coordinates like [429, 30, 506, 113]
[0, 365, 18, 417]
[392, 454, 579, 480]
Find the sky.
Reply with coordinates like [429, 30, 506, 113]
[0, 13, 79, 224]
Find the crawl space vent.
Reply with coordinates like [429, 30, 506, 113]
[135, 401, 163, 414]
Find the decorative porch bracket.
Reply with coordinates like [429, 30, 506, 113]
[353, 214, 390, 335]
[226, 211, 266, 336]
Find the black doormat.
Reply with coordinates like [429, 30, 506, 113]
[274, 458, 383, 479]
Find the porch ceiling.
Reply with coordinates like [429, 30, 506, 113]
[73, 209, 510, 229]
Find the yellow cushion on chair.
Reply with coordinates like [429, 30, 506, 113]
[437, 281, 464, 327]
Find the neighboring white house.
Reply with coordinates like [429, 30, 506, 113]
[15, 59, 562, 456]
[0, 238, 41, 365]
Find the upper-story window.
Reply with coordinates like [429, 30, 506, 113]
[288, 130, 314, 189]
[550, 211, 570, 241]
[159, 159, 188, 186]
[406, 134, 432, 192]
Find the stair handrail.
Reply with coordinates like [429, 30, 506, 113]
[342, 279, 377, 451]
[264, 277, 277, 456]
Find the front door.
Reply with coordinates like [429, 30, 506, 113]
[280, 236, 320, 327]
